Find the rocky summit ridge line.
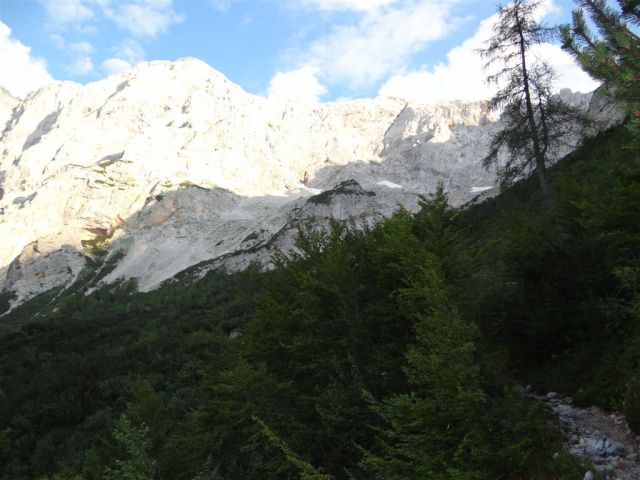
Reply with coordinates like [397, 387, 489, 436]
[0, 57, 621, 308]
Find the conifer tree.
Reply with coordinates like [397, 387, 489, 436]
[104, 415, 157, 480]
[482, 0, 584, 207]
[361, 266, 488, 479]
[360, 188, 488, 479]
[560, 0, 640, 144]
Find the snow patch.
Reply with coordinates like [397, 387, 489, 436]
[288, 185, 324, 195]
[471, 186, 494, 193]
[377, 180, 403, 189]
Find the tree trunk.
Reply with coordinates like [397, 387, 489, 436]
[516, 12, 555, 209]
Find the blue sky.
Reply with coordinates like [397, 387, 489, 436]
[0, 0, 600, 101]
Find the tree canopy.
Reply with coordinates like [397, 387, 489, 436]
[561, 0, 640, 144]
[482, 0, 585, 206]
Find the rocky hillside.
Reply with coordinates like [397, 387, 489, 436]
[0, 58, 618, 306]
[0, 87, 17, 129]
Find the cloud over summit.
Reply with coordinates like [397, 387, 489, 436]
[0, 22, 53, 97]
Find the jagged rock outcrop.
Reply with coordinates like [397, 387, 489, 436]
[0, 86, 18, 133]
[0, 57, 620, 306]
[105, 179, 414, 291]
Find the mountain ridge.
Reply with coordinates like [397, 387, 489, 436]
[0, 57, 620, 307]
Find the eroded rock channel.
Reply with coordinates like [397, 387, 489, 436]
[535, 393, 640, 479]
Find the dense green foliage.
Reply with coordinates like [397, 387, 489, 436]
[561, 0, 640, 143]
[3, 157, 629, 477]
[461, 126, 640, 423]
[0, 270, 260, 479]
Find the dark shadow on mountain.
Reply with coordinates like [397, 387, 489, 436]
[22, 109, 62, 151]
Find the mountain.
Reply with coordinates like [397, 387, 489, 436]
[0, 57, 620, 307]
[0, 87, 18, 130]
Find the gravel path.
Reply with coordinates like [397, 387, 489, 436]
[536, 392, 640, 479]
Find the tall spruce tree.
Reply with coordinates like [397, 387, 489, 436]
[560, 0, 640, 144]
[360, 189, 489, 480]
[482, 0, 584, 207]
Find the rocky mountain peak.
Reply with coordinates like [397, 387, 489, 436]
[0, 58, 621, 308]
[0, 86, 18, 133]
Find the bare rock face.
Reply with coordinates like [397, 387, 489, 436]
[0, 57, 616, 306]
[0, 87, 18, 133]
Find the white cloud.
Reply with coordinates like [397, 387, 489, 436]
[536, 0, 561, 18]
[49, 33, 66, 49]
[38, 1, 181, 79]
[533, 43, 600, 93]
[300, 0, 398, 11]
[378, 11, 494, 103]
[286, 0, 459, 89]
[101, 57, 133, 74]
[41, 0, 185, 37]
[210, 0, 232, 11]
[0, 21, 54, 98]
[214, 0, 396, 12]
[114, 39, 146, 63]
[67, 55, 94, 75]
[40, 0, 94, 26]
[101, 39, 146, 75]
[378, 1, 599, 103]
[69, 40, 94, 55]
[68, 42, 95, 76]
[47, 33, 95, 78]
[104, 0, 184, 38]
[268, 65, 328, 103]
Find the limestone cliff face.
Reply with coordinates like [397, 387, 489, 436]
[0, 58, 615, 305]
[0, 87, 18, 132]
